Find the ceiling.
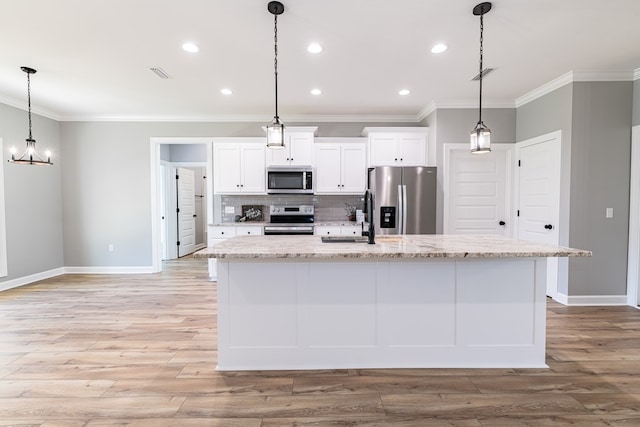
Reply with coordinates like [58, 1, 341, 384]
[1, 0, 639, 122]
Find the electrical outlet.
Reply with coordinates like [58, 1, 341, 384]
[108, 244, 114, 252]
[225, 206, 235, 214]
[606, 208, 613, 219]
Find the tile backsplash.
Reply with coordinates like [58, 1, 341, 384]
[220, 194, 365, 223]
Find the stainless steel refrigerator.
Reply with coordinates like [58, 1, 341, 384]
[367, 166, 437, 235]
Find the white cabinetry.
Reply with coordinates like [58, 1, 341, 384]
[363, 127, 429, 167]
[266, 127, 317, 166]
[213, 140, 265, 194]
[314, 225, 362, 236]
[208, 225, 263, 280]
[314, 138, 367, 194]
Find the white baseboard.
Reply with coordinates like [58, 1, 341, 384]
[0, 267, 65, 292]
[64, 266, 154, 275]
[555, 293, 629, 306]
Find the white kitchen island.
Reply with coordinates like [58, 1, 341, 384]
[194, 235, 590, 371]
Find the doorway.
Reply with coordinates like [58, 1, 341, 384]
[628, 125, 640, 308]
[150, 138, 213, 272]
[515, 131, 562, 300]
[443, 143, 513, 236]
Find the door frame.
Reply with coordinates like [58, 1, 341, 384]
[150, 138, 213, 273]
[514, 130, 563, 302]
[443, 143, 514, 237]
[628, 125, 640, 308]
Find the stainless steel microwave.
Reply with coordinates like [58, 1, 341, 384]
[266, 167, 313, 194]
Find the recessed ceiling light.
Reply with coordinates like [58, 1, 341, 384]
[182, 42, 199, 53]
[310, 88, 322, 95]
[221, 88, 233, 95]
[431, 43, 448, 54]
[398, 89, 411, 96]
[307, 43, 323, 54]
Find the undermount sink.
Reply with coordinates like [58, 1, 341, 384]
[321, 236, 368, 243]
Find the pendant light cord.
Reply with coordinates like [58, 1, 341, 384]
[27, 71, 33, 140]
[273, 14, 279, 120]
[478, 12, 484, 125]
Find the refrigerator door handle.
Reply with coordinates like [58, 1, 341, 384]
[397, 184, 403, 234]
[402, 184, 408, 234]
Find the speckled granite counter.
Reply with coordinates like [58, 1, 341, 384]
[193, 234, 590, 260]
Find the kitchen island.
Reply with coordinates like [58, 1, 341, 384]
[194, 235, 590, 371]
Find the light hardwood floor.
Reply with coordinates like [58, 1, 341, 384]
[1, 257, 639, 426]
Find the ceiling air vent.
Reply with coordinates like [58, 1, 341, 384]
[471, 67, 494, 81]
[149, 67, 172, 79]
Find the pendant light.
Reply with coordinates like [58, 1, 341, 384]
[8, 66, 53, 165]
[266, 1, 286, 149]
[470, 2, 492, 154]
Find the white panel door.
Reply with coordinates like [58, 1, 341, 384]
[445, 146, 510, 236]
[214, 144, 241, 192]
[177, 167, 196, 257]
[516, 134, 561, 296]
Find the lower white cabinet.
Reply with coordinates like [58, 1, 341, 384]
[208, 225, 263, 280]
[314, 225, 362, 236]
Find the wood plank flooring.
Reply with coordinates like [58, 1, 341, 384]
[1, 257, 639, 426]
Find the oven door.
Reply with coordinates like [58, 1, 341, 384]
[266, 168, 313, 194]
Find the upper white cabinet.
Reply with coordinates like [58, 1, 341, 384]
[265, 127, 317, 166]
[213, 140, 265, 194]
[314, 138, 367, 194]
[363, 127, 429, 167]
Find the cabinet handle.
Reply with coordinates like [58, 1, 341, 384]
[247, 231, 251, 234]
[394, 158, 398, 161]
[221, 231, 225, 235]
[499, 221, 506, 226]
[544, 224, 553, 230]
[400, 158, 404, 162]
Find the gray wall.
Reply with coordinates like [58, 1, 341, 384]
[0, 103, 64, 283]
[568, 82, 632, 296]
[59, 120, 416, 267]
[169, 144, 207, 162]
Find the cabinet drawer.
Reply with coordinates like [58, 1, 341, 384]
[314, 226, 342, 236]
[209, 227, 237, 238]
[341, 226, 362, 236]
[237, 226, 263, 236]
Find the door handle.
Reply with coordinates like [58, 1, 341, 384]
[544, 224, 553, 230]
[193, 214, 197, 218]
[499, 221, 505, 226]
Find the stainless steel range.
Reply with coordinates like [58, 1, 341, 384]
[264, 205, 314, 235]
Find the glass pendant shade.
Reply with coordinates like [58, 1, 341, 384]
[470, 122, 491, 154]
[266, 117, 285, 149]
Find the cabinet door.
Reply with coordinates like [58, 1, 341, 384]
[369, 135, 399, 166]
[214, 144, 242, 193]
[265, 144, 290, 166]
[340, 144, 367, 193]
[240, 145, 266, 193]
[289, 133, 314, 165]
[398, 134, 427, 166]
[314, 144, 342, 194]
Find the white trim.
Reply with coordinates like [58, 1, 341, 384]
[515, 72, 574, 108]
[0, 94, 61, 120]
[64, 266, 154, 275]
[0, 138, 7, 278]
[0, 268, 65, 292]
[628, 125, 640, 307]
[556, 293, 630, 306]
[442, 143, 513, 237]
[634, 68, 640, 81]
[59, 114, 420, 123]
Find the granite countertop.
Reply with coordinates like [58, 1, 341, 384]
[193, 234, 591, 260]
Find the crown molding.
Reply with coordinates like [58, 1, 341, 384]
[0, 93, 61, 121]
[515, 70, 636, 108]
[57, 113, 420, 123]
